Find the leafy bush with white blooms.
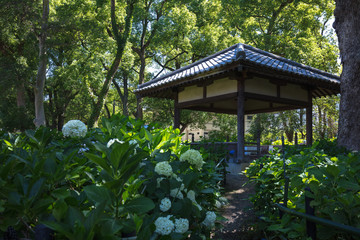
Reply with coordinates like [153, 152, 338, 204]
[0, 115, 226, 239]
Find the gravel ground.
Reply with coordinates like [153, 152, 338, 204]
[212, 170, 263, 240]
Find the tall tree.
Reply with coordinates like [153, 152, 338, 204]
[334, 1, 360, 151]
[131, 0, 167, 119]
[0, 0, 39, 131]
[143, 0, 238, 129]
[87, 0, 136, 127]
[34, 0, 49, 127]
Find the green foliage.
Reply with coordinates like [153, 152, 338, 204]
[245, 139, 360, 239]
[0, 115, 225, 239]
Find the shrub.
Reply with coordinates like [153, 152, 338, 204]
[245, 139, 360, 239]
[0, 115, 225, 239]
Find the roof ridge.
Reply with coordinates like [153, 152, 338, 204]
[138, 44, 238, 88]
[242, 44, 340, 80]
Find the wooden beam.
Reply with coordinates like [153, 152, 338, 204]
[245, 105, 305, 114]
[185, 106, 237, 114]
[184, 104, 310, 115]
[245, 92, 309, 107]
[177, 91, 308, 109]
[277, 84, 281, 98]
[196, 79, 214, 87]
[237, 78, 245, 162]
[312, 90, 321, 98]
[306, 89, 313, 146]
[270, 79, 287, 86]
[174, 92, 180, 129]
[176, 92, 237, 108]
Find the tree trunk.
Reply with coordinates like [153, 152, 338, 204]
[123, 74, 128, 116]
[34, 0, 49, 127]
[136, 50, 146, 119]
[334, 1, 360, 151]
[16, 82, 26, 108]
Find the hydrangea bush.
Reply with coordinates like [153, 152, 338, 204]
[0, 115, 225, 239]
[245, 140, 360, 239]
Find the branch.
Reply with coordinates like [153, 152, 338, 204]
[104, 103, 111, 118]
[154, 58, 175, 72]
[112, 78, 124, 102]
[153, 50, 187, 75]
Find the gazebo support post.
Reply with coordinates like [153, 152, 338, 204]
[174, 94, 181, 129]
[306, 90, 313, 146]
[237, 78, 245, 162]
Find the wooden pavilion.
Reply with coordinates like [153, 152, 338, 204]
[135, 43, 340, 161]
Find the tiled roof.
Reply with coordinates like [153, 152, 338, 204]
[136, 43, 340, 94]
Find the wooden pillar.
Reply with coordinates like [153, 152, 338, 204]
[174, 93, 180, 129]
[237, 78, 245, 162]
[306, 89, 313, 146]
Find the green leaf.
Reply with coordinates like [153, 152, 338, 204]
[53, 199, 68, 221]
[66, 206, 85, 227]
[25, 130, 40, 146]
[124, 197, 155, 214]
[84, 185, 113, 205]
[326, 165, 339, 178]
[170, 232, 185, 240]
[42, 221, 74, 239]
[32, 197, 53, 214]
[338, 178, 360, 191]
[29, 178, 45, 199]
[84, 202, 106, 231]
[52, 188, 71, 199]
[101, 219, 123, 236]
[144, 129, 153, 141]
[3, 139, 12, 148]
[84, 153, 111, 174]
[110, 141, 131, 170]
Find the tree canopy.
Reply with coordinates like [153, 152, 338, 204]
[0, 0, 343, 145]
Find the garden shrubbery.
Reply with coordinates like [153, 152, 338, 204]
[0, 115, 225, 239]
[245, 139, 360, 240]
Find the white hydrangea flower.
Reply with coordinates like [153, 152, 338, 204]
[107, 138, 124, 148]
[180, 149, 205, 170]
[157, 177, 165, 187]
[62, 120, 87, 138]
[187, 190, 196, 202]
[175, 176, 183, 182]
[160, 198, 171, 212]
[187, 190, 202, 210]
[202, 211, 216, 227]
[154, 215, 174, 235]
[219, 197, 228, 206]
[170, 188, 183, 199]
[174, 218, 189, 234]
[155, 161, 173, 177]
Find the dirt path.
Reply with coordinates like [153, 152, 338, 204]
[213, 166, 262, 240]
